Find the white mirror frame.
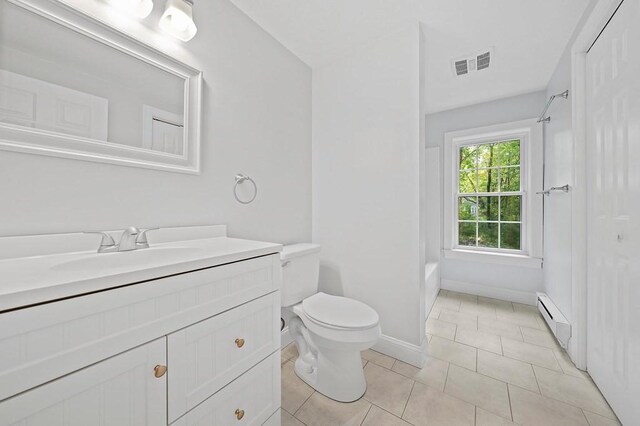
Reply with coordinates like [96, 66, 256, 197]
[1, 0, 202, 174]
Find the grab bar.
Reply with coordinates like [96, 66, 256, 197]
[536, 184, 570, 196]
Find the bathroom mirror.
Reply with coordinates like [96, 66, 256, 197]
[0, 0, 202, 174]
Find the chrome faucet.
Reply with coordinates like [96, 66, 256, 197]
[85, 227, 158, 253]
[118, 226, 140, 251]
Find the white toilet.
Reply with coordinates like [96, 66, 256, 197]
[281, 243, 381, 402]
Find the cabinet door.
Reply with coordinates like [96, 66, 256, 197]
[168, 292, 280, 423]
[0, 338, 166, 426]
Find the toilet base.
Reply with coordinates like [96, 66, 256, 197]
[293, 347, 367, 402]
[285, 301, 380, 402]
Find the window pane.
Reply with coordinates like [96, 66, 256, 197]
[459, 145, 477, 170]
[459, 170, 477, 193]
[459, 196, 477, 220]
[499, 140, 520, 166]
[456, 138, 524, 253]
[478, 196, 499, 221]
[459, 222, 477, 246]
[500, 196, 521, 221]
[478, 143, 498, 168]
[478, 222, 499, 248]
[477, 168, 499, 192]
[500, 223, 521, 250]
[500, 166, 520, 192]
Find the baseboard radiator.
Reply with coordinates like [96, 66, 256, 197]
[536, 292, 571, 348]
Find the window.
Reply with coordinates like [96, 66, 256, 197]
[443, 119, 543, 267]
[457, 139, 523, 251]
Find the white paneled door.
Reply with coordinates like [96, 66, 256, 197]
[586, 0, 640, 424]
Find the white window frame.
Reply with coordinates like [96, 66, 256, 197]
[443, 119, 543, 268]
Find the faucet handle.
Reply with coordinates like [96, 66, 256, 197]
[122, 226, 140, 236]
[83, 231, 116, 252]
[136, 227, 159, 249]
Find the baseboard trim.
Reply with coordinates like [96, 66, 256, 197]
[441, 279, 537, 305]
[373, 334, 427, 368]
[281, 326, 293, 348]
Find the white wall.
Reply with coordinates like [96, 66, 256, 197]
[542, 0, 599, 323]
[542, 44, 574, 321]
[426, 91, 547, 300]
[424, 147, 440, 264]
[313, 24, 426, 354]
[0, 0, 312, 244]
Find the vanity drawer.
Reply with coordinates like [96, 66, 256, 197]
[172, 351, 280, 426]
[168, 292, 280, 423]
[0, 254, 280, 401]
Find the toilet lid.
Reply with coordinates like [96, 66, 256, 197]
[302, 293, 379, 330]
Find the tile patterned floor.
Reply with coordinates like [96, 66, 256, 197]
[280, 290, 622, 426]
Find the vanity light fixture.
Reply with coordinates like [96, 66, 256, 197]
[159, 0, 198, 42]
[106, 0, 154, 19]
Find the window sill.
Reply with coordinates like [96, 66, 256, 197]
[442, 249, 542, 268]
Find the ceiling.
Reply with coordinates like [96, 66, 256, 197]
[227, 0, 590, 113]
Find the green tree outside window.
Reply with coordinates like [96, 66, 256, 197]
[457, 139, 522, 250]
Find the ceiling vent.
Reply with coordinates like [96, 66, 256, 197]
[452, 48, 494, 76]
[454, 59, 468, 76]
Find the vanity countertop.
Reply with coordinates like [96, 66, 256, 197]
[0, 236, 282, 312]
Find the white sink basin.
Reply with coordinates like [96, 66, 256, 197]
[51, 247, 204, 273]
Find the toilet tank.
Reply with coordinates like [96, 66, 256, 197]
[280, 243, 321, 307]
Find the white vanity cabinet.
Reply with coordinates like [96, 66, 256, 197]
[0, 251, 282, 426]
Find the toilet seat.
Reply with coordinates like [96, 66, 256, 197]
[302, 292, 379, 330]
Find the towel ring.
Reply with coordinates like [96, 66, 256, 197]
[233, 174, 257, 204]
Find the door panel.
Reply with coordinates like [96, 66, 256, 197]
[586, 1, 640, 423]
[152, 119, 184, 155]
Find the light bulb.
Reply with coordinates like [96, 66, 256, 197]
[106, 0, 154, 19]
[159, 0, 198, 42]
[171, 11, 190, 32]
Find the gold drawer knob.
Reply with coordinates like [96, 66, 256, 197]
[235, 408, 245, 420]
[154, 365, 167, 378]
[235, 338, 245, 348]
